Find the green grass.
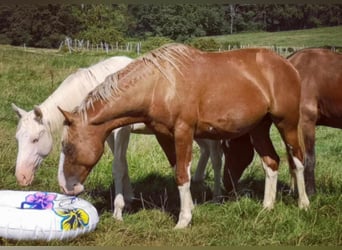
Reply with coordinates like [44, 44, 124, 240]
[204, 26, 342, 48]
[0, 27, 341, 246]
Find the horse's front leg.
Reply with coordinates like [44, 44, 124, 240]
[174, 123, 195, 229]
[250, 119, 280, 210]
[109, 126, 134, 221]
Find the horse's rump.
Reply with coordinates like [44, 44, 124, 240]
[289, 48, 342, 126]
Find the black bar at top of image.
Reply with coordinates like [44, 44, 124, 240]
[1, 0, 342, 5]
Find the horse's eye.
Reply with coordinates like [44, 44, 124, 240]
[32, 138, 39, 143]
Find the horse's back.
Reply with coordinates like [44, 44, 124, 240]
[288, 49, 342, 90]
[187, 48, 301, 137]
[207, 49, 300, 109]
[289, 49, 342, 125]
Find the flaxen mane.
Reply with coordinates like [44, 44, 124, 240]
[76, 43, 196, 121]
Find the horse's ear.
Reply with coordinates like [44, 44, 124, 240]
[57, 106, 73, 126]
[33, 105, 43, 123]
[11, 103, 27, 119]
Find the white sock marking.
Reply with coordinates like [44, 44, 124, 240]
[175, 163, 194, 229]
[293, 157, 310, 209]
[262, 160, 278, 210]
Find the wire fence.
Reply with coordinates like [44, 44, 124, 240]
[57, 37, 340, 57]
[59, 37, 142, 55]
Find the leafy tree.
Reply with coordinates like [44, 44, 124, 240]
[0, 4, 82, 48]
[128, 4, 228, 41]
[32, 5, 82, 48]
[0, 4, 340, 48]
[0, 6, 14, 44]
[5, 5, 34, 46]
[263, 4, 341, 31]
[74, 4, 130, 44]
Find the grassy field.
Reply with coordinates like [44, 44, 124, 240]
[203, 26, 342, 48]
[0, 27, 341, 246]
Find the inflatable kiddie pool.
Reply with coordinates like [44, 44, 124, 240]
[0, 190, 99, 241]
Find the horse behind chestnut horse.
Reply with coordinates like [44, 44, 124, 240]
[293, 48, 342, 195]
[58, 43, 309, 229]
[222, 48, 342, 196]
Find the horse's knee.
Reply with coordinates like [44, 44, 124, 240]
[300, 102, 318, 124]
[262, 155, 280, 171]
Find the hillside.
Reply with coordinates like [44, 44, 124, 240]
[200, 26, 342, 48]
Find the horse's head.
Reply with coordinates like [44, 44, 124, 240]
[57, 107, 105, 196]
[12, 103, 53, 186]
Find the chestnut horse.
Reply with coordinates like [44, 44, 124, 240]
[222, 48, 342, 196]
[58, 43, 309, 229]
[11, 56, 221, 221]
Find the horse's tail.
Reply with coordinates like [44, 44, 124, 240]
[298, 110, 317, 196]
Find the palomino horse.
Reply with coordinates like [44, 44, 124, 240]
[222, 48, 342, 196]
[58, 43, 310, 229]
[12, 56, 222, 221]
[12, 56, 132, 186]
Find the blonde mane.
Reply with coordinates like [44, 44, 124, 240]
[76, 43, 196, 122]
[38, 56, 132, 132]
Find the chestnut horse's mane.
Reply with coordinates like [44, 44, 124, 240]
[76, 43, 195, 121]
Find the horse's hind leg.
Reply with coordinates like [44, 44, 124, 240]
[208, 139, 223, 199]
[222, 134, 255, 193]
[193, 139, 223, 200]
[275, 123, 310, 210]
[193, 139, 210, 182]
[249, 119, 280, 210]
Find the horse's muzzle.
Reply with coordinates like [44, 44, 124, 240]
[15, 170, 34, 186]
[60, 183, 84, 196]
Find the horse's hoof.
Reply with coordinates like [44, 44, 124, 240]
[174, 221, 191, 229]
[262, 203, 274, 210]
[298, 200, 310, 211]
[113, 210, 124, 221]
[174, 213, 192, 229]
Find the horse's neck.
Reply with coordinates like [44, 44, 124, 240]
[39, 70, 102, 132]
[102, 117, 148, 139]
[36, 57, 133, 133]
[87, 79, 156, 127]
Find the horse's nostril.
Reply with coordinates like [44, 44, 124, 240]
[17, 174, 31, 186]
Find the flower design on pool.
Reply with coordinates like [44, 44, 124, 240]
[55, 208, 89, 231]
[21, 192, 57, 209]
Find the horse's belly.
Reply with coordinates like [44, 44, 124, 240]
[196, 91, 268, 138]
[317, 98, 342, 128]
[196, 109, 266, 139]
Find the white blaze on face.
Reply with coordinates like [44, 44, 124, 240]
[57, 152, 67, 191]
[57, 151, 85, 195]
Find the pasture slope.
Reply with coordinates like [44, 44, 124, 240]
[0, 26, 341, 246]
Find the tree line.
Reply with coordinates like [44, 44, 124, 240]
[0, 4, 340, 49]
